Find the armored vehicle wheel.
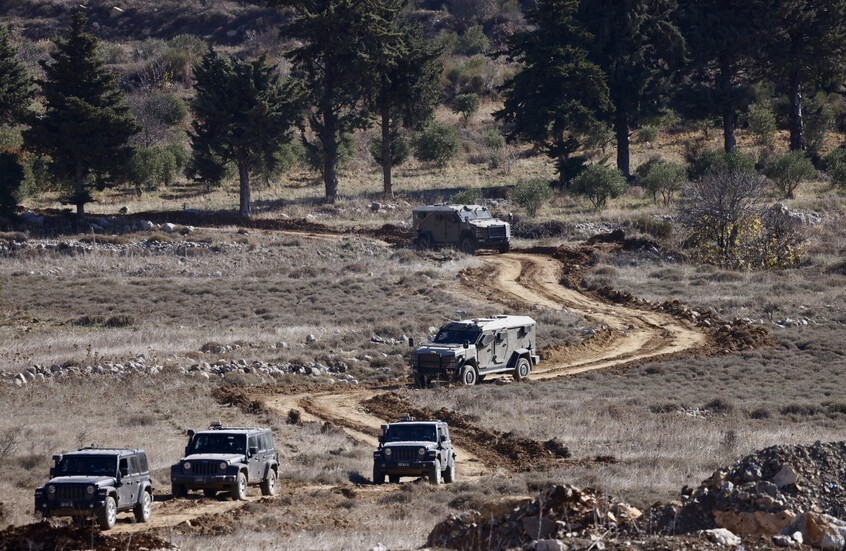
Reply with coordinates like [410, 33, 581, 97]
[230, 472, 248, 500]
[460, 366, 478, 386]
[476, 374, 486, 383]
[417, 233, 432, 250]
[373, 467, 385, 484]
[513, 358, 531, 381]
[261, 469, 277, 496]
[499, 243, 510, 253]
[460, 236, 476, 255]
[389, 475, 400, 484]
[428, 464, 442, 485]
[443, 460, 456, 483]
[203, 489, 217, 498]
[171, 483, 187, 498]
[134, 490, 152, 523]
[98, 496, 117, 530]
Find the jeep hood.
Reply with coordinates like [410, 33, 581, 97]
[469, 219, 508, 228]
[182, 453, 245, 463]
[415, 344, 475, 355]
[47, 475, 117, 486]
[382, 442, 438, 449]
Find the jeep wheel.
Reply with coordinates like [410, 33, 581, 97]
[261, 469, 277, 496]
[443, 460, 456, 483]
[230, 472, 248, 500]
[413, 373, 427, 389]
[428, 464, 442, 485]
[372, 467, 385, 485]
[134, 490, 152, 523]
[513, 358, 531, 381]
[460, 366, 478, 386]
[389, 474, 400, 484]
[97, 496, 117, 530]
[202, 489, 217, 498]
[460, 236, 476, 255]
[171, 483, 187, 498]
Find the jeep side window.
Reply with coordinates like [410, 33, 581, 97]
[119, 458, 129, 476]
[138, 454, 149, 473]
[129, 456, 140, 475]
[261, 433, 272, 452]
[248, 435, 259, 453]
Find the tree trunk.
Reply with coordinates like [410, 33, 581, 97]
[321, 107, 339, 204]
[381, 104, 393, 198]
[615, 108, 630, 178]
[238, 161, 251, 218]
[74, 160, 85, 219]
[788, 72, 804, 151]
[717, 58, 736, 152]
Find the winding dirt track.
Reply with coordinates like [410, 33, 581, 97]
[111, 248, 708, 534]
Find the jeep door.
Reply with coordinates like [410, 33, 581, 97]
[117, 457, 135, 508]
[247, 434, 262, 482]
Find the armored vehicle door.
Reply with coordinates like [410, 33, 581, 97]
[445, 211, 462, 243]
[476, 332, 496, 369]
[494, 329, 511, 365]
[431, 212, 447, 242]
[247, 434, 262, 482]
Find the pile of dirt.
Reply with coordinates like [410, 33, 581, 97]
[363, 393, 572, 471]
[211, 385, 270, 415]
[0, 522, 174, 551]
[426, 483, 642, 550]
[646, 441, 846, 536]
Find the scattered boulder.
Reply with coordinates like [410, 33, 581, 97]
[701, 528, 741, 546]
[782, 513, 846, 551]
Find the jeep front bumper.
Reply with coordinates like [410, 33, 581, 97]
[374, 459, 437, 476]
[171, 473, 238, 489]
[35, 494, 108, 517]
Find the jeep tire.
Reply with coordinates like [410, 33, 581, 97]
[443, 459, 456, 483]
[428, 463, 442, 485]
[98, 496, 117, 530]
[513, 357, 531, 381]
[203, 489, 217, 498]
[414, 373, 427, 389]
[460, 366, 478, 386]
[372, 467, 385, 485]
[460, 236, 476, 255]
[389, 474, 400, 484]
[260, 469, 277, 496]
[171, 483, 187, 498]
[134, 490, 152, 523]
[230, 472, 248, 500]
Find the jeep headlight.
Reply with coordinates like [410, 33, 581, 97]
[418, 448, 425, 456]
[86, 485, 95, 496]
[219, 461, 227, 470]
[47, 485, 55, 496]
[384, 448, 392, 456]
[183, 461, 191, 471]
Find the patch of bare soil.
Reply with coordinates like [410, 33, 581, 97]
[0, 521, 174, 551]
[211, 385, 271, 415]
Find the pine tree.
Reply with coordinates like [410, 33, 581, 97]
[189, 50, 297, 218]
[677, 0, 764, 153]
[759, 0, 846, 151]
[578, 0, 685, 178]
[0, 25, 33, 125]
[269, 0, 395, 202]
[24, 12, 139, 218]
[371, 20, 442, 197]
[495, 0, 611, 188]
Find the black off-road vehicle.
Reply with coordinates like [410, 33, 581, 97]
[34, 448, 153, 530]
[372, 416, 456, 485]
[170, 423, 279, 500]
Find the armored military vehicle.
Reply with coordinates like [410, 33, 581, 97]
[372, 415, 455, 485]
[34, 448, 152, 530]
[171, 423, 278, 500]
[412, 204, 510, 254]
[411, 315, 539, 387]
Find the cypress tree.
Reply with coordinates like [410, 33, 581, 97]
[0, 25, 33, 125]
[189, 50, 297, 218]
[24, 12, 139, 218]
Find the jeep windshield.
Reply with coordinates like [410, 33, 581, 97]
[456, 207, 492, 221]
[433, 327, 480, 345]
[384, 424, 437, 443]
[55, 455, 117, 477]
[189, 433, 247, 454]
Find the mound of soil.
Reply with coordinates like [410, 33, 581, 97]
[647, 441, 846, 535]
[363, 393, 571, 471]
[0, 522, 174, 551]
[211, 385, 270, 416]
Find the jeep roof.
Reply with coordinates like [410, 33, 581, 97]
[192, 423, 269, 435]
[442, 315, 535, 332]
[58, 448, 144, 457]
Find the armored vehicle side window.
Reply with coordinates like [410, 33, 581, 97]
[191, 433, 246, 454]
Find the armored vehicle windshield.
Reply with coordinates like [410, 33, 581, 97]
[189, 433, 246, 454]
[55, 455, 117, 476]
[383, 423, 437, 442]
[456, 207, 492, 221]
[433, 326, 479, 344]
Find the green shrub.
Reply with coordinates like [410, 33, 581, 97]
[803, 92, 835, 156]
[413, 122, 461, 168]
[442, 56, 488, 97]
[304, 133, 356, 175]
[634, 214, 673, 239]
[744, 100, 776, 147]
[512, 178, 553, 216]
[480, 129, 505, 150]
[455, 25, 490, 56]
[823, 148, 846, 190]
[764, 151, 816, 199]
[638, 125, 659, 144]
[127, 144, 187, 191]
[369, 133, 410, 168]
[432, 30, 458, 56]
[451, 93, 481, 125]
[451, 188, 482, 204]
[571, 164, 627, 210]
[687, 149, 756, 181]
[636, 157, 687, 204]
